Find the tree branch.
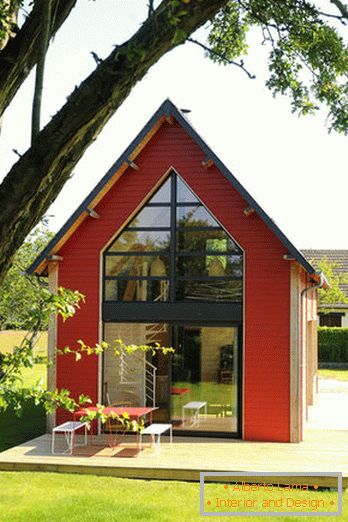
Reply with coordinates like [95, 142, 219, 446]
[318, 10, 347, 23]
[330, 0, 348, 20]
[0, 0, 228, 283]
[188, 37, 256, 79]
[148, 0, 154, 18]
[31, 0, 52, 142]
[0, 0, 77, 120]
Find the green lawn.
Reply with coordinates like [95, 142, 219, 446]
[19, 364, 46, 388]
[172, 381, 237, 418]
[0, 472, 345, 522]
[0, 330, 47, 388]
[0, 399, 46, 452]
[0, 334, 346, 520]
[0, 330, 47, 452]
[0, 330, 47, 355]
[318, 368, 348, 381]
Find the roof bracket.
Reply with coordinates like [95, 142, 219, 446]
[47, 255, 63, 262]
[283, 254, 295, 261]
[26, 99, 317, 278]
[201, 158, 214, 168]
[165, 114, 174, 125]
[127, 159, 140, 171]
[243, 206, 255, 217]
[86, 207, 100, 219]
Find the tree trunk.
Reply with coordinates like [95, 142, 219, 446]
[0, 0, 77, 119]
[0, 0, 227, 283]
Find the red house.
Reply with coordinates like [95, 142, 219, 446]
[29, 99, 326, 443]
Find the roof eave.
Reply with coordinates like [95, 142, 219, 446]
[27, 98, 316, 278]
[27, 99, 175, 275]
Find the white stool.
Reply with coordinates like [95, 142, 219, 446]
[140, 423, 172, 453]
[51, 421, 87, 455]
[182, 401, 207, 426]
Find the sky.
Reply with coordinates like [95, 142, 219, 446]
[0, 0, 347, 250]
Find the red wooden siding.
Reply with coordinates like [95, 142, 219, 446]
[56, 121, 291, 441]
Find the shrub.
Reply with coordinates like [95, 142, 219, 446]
[318, 327, 348, 362]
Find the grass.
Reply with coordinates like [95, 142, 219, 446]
[0, 329, 47, 388]
[0, 329, 346, 456]
[172, 381, 237, 417]
[19, 364, 47, 388]
[318, 368, 348, 381]
[0, 399, 46, 452]
[0, 330, 47, 452]
[0, 472, 345, 522]
[0, 330, 47, 355]
[0, 333, 346, 520]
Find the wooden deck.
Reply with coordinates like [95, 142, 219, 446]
[1, 382, 347, 487]
[0, 426, 347, 488]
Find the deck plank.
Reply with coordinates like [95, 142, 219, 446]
[0, 428, 346, 488]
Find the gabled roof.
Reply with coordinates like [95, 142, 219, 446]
[28, 99, 317, 277]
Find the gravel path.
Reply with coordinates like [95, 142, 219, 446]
[307, 378, 348, 430]
[318, 378, 348, 393]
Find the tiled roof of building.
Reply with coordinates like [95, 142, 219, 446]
[301, 249, 348, 306]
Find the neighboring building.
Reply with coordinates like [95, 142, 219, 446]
[28, 100, 326, 443]
[301, 250, 348, 327]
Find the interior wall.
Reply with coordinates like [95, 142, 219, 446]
[104, 323, 146, 405]
[200, 327, 235, 381]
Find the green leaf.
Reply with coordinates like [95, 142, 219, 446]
[172, 27, 187, 44]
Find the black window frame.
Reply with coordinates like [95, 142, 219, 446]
[102, 320, 243, 439]
[102, 171, 244, 312]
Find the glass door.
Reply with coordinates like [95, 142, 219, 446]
[103, 322, 241, 436]
[103, 322, 171, 423]
[171, 325, 239, 435]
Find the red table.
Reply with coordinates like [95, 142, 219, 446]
[74, 406, 158, 450]
[171, 387, 191, 396]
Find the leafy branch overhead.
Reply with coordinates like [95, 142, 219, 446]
[0, 224, 54, 330]
[0, 286, 85, 414]
[207, 0, 348, 133]
[0, 0, 347, 285]
[58, 339, 174, 362]
[0, 284, 173, 423]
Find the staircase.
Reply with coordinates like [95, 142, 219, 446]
[145, 322, 168, 344]
[119, 348, 157, 407]
[105, 322, 169, 408]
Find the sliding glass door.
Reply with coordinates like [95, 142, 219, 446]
[103, 322, 241, 437]
[171, 325, 239, 435]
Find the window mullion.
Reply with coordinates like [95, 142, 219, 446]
[169, 173, 176, 302]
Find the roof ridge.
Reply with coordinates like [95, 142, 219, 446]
[28, 99, 315, 276]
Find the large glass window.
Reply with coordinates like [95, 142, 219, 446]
[103, 322, 171, 422]
[103, 323, 240, 435]
[103, 172, 243, 303]
[171, 325, 239, 434]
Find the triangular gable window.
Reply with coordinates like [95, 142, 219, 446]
[104, 171, 243, 303]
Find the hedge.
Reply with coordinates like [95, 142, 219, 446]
[318, 327, 348, 362]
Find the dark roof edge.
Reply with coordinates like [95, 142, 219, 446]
[28, 98, 315, 276]
[27, 99, 174, 274]
[167, 101, 315, 276]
